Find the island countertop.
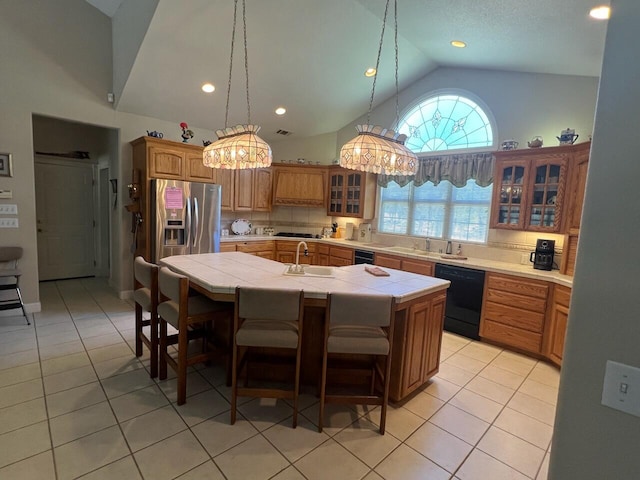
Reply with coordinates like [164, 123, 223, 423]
[160, 252, 450, 304]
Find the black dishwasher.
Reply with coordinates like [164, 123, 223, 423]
[434, 263, 485, 340]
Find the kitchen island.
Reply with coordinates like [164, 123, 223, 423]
[160, 252, 450, 402]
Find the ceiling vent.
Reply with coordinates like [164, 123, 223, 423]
[276, 129, 292, 136]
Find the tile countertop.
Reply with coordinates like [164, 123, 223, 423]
[221, 234, 574, 288]
[159, 252, 450, 304]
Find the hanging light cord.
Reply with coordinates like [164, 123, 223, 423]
[242, 0, 251, 125]
[223, 0, 239, 128]
[367, 0, 390, 125]
[394, 0, 400, 126]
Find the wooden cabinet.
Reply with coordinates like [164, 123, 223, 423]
[375, 253, 434, 276]
[316, 244, 330, 266]
[235, 240, 275, 260]
[234, 168, 272, 212]
[545, 285, 571, 366]
[272, 165, 328, 207]
[480, 273, 550, 354]
[275, 240, 315, 265]
[564, 143, 590, 233]
[389, 292, 446, 401]
[219, 242, 237, 253]
[211, 169, 234, 211]
[491, 142, 590, 233]
[328, 245, 353, 266]
[327, 167, 377, 219]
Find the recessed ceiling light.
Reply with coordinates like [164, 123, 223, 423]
[364, 67, 377, 77]
[275, 107, 286, 115]
[589, 5, 610, 19]
[201, 83, 215, 93]
[450, 40, 466, 48]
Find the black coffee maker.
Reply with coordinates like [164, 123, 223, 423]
[530, 239, 555, 271]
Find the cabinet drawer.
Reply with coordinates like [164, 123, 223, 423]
[317, 244, 329, 255]
[487, 273, 549, 299]
[275, 241, 316, 253]
[375, 254, 402, 270]
[485, 289, 547, 313]
[484, 301, 545, 333]
[236, 241, 275, 253]
[402, 259, 434, 276]
[554, 285, 572, 307]
[219, 243, 237, 252]
[481, 319, 543, 354]
[329, 247, 353, 261]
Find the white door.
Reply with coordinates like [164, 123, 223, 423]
[35, 158, 96, 281]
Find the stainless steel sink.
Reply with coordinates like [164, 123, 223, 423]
[282, 265, 334, 277]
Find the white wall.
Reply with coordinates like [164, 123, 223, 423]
[549, 0, 640, 478]
[271, 131, 338, 165]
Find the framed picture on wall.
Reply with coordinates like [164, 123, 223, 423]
[0, 153, 12, 177]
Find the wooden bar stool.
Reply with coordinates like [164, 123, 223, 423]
[319, 292, 395, 434]
[133, 256, 159, 377]
[231, 287, 304, 427]
[158, 266, 230, 405]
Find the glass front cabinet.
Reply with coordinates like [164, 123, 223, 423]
[490, 147, 570, 232]
[327, 167, 376, 219]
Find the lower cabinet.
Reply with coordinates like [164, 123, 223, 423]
[235, 240, 275, 260]
[545, 285, 571, 366]
[328, 245, 353, 266]
[219, 242, 237, 253]
[389, 292, 446, 401]
[275, 240, 315, 265]
[375, 253, 434, 276]
[316, 244, 330, 266]
[480, 273, 549, 355]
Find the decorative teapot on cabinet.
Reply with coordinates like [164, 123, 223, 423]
[557, 128, 578, 145]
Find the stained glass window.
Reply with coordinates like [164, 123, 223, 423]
[397, 94, 494, 153]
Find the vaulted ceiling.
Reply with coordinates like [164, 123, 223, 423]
[86, 0, 609, 142]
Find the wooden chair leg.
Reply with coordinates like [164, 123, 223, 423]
[293, 347, 302, 428]
[134, 304, 143, 357]
[230, 341, 239, 425]
[159, 318, 168, 380]
[149, 313, 158, 378]
[318, 351, 329, 433]
[177, 326, 188, 406]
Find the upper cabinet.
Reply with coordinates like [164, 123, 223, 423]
[327, 166, 377, 219]
[490, 142, 590, 233]
[272, 165, 328, 207]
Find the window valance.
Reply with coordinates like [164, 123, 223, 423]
[377, 152, 495, 188]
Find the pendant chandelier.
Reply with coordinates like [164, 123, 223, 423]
[340, 0, 417, 176]
[203, 0, 272, 170]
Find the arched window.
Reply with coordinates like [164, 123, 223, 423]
[397, 92, 495, 153]
[377, 91, 496, 243]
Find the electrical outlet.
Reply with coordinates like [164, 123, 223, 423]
[0, 218, 18, 228]
[0, 204, 17, 214]
[602, 360, 640, 417]
[521, 252, 530, 265]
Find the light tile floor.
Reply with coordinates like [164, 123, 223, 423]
[0, 278, 558, 479]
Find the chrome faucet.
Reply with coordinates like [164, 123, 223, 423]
[293, 241, 308, 273]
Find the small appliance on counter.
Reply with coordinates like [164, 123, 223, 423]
[530, 239, 555, 270]
[358, 223, 372, 243]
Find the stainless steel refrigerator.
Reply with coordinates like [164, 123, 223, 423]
[150, 179, 221, 263]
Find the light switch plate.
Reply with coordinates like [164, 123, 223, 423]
[0, 218, 18, 228]
[0, 204, 17, 214]
[0, 190, 12, 199]
[602, 360, 640, 417]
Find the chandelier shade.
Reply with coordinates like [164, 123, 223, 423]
[203, 124, 272, 169]
[340, 124, 418, 176]
[339, 0, 417, 177]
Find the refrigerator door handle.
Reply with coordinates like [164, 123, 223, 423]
[185, 196, 192, 249]
[192, 196, 199, 248]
